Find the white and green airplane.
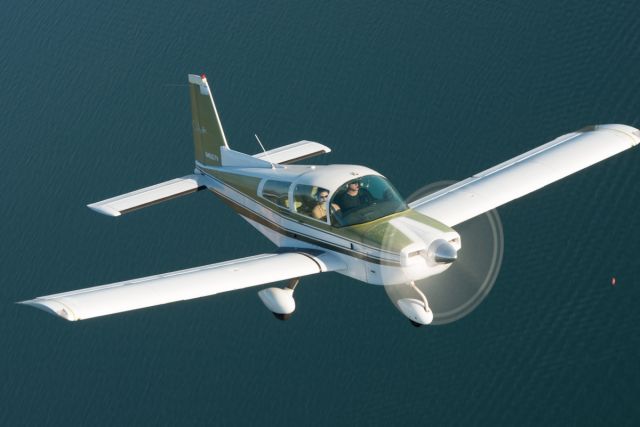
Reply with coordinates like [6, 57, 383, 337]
[21, 74, 640, 325]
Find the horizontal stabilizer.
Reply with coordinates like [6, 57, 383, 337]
[219, 147, 274, 168]
[254, 140, 331, 164]
[410, 124, 640, 226]
[87, 174, 206, 217]
[21, 251, 345, 321]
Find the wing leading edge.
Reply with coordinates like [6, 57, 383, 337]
[410, 124, 640, 227]
[21, 251, 345, 321]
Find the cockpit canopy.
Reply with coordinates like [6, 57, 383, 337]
[330, 175, 407, 227]
[258, 169, 408, 227]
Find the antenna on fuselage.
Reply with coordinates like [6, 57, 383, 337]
[255, 134, 276, 169]
[254, 134, 267, 153]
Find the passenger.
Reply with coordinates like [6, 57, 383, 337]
[334, 180, 374, 214]
[311, 188, 335, 221]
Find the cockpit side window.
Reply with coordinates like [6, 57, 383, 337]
[293, 185, 331, 222]
[261, 180, 291, 208]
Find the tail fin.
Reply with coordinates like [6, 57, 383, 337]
[189, 74, 228, 168]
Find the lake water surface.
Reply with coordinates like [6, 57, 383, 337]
[2, 0, 640, 424]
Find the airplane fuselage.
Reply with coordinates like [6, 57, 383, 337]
[198, 163, 461, 286]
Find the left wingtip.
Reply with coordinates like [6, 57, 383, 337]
[18, 299, 78, 321]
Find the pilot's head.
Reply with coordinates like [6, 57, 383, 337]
[347, 181, 360, 192]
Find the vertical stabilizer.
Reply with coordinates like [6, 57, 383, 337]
[188, 74, 229, 168]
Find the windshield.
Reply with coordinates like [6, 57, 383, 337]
[330, 175, 407, 227]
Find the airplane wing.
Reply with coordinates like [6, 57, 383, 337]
[21, 251, 345, 321]
[87, 174, 207, 217]
[410, 124, 640, 227]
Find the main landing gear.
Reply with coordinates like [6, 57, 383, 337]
[257, 278, 300, 321]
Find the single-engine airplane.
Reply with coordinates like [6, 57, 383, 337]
[21, 74, 640, 325]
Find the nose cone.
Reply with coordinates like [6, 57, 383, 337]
[430, 239, 458, 264]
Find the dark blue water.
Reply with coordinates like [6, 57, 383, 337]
[2, 0, 640, 424]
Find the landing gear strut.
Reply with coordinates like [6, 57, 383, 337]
[287, 278, 300, 291]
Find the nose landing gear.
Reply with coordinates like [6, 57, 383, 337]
[395, 282, 434, 326]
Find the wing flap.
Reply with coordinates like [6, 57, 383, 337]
[253, 140, 331, 164]
[21, 251, 344, 321]
[87, 174, 206, 217]
[411, 124, 640, 226]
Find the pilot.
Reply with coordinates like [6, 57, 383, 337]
[311, 188, 338, 221]
[334, 179, 373, 214]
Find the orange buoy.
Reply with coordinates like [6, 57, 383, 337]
[611, 277, 616, 286]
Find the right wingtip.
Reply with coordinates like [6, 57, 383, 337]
[586, 124, 640, 147]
